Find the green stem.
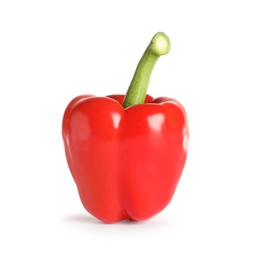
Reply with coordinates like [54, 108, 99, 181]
[122, 32, 171, 108]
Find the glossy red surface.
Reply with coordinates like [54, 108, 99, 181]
[62, 94, 189, 223]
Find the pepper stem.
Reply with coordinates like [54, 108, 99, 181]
[122, 32, 171, 108]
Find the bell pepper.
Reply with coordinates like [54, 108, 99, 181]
[62, 32, 189, 223]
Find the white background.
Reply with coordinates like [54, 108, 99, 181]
[1, 0, 255, 259]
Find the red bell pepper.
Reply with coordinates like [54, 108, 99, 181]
[62, 32, 189, 223]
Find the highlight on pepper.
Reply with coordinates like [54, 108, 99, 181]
[62, 32, 189, 223]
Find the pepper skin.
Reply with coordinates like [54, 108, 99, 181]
[62, 94, 189, 223]
[62, 32, 189, 223]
